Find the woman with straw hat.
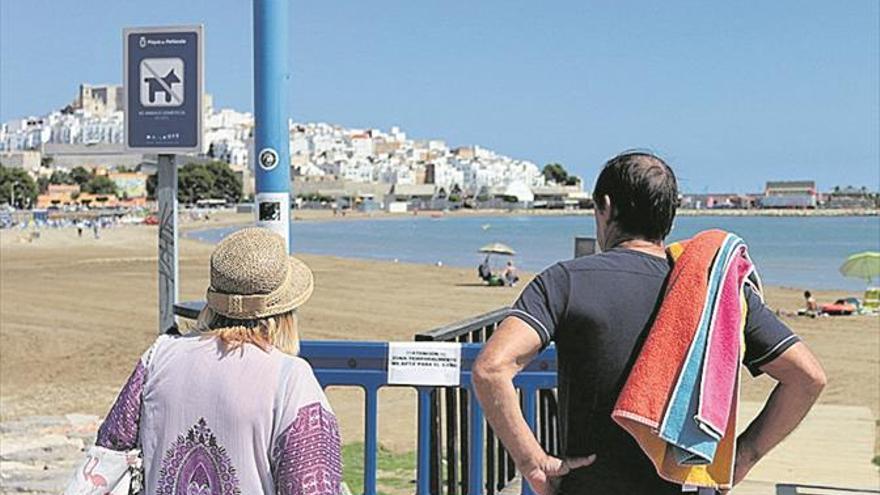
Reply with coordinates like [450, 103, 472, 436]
[65, 228, 342, 495]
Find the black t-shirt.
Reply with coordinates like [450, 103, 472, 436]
[512, 248, 799, 494]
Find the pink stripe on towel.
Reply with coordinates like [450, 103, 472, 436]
[697, 247, 752, 438]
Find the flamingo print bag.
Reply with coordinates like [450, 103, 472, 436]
[64, 445, 142, 495]
[64, 338, 159, 495]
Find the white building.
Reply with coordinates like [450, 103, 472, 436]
[2, 84, 572, 197]
[351, 134, 374, 158]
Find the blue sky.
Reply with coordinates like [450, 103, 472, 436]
[2, 1, 878, 192]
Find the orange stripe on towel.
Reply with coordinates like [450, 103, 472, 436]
[611, 229, 741, 489]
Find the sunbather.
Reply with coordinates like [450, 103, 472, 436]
[503, 260, 520, 287]
[797, 290, 821, 317]
[478, 256, 505, 286]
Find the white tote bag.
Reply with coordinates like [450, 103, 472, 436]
[64, 445, 142, 495]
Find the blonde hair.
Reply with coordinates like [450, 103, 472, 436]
[193, 306, 300, 356]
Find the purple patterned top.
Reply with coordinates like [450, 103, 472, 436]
[156, 418, 241, 495]
[273, 402, 343, 495]
[96, 360, 145, 451]
[95, 335, 343, 495]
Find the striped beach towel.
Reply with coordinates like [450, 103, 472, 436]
[611, 230, 761, 490]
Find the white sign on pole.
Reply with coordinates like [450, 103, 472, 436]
[387, 342, 462, 386]
[255, 192, 290, 247]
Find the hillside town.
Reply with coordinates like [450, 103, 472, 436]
[1, 83, 587, 211]
[0, 83, 877, 215]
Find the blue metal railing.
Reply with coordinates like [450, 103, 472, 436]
[299, 340, 557, 495]
[174, 303, 556, 495]
[415, 309, 559, 495]
[416, 310, 512, 495]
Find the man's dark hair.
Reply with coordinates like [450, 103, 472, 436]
[592, 151, 678, 241]
[804, 290, 812, 298]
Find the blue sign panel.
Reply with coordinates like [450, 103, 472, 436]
[124, 26, 203, 153]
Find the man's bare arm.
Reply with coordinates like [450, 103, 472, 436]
[473, 317, 545, 468]
[733, 341, 827, 484]
[473, 317, 594, 495]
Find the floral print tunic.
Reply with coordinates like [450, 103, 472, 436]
[95, 334, 342, 495]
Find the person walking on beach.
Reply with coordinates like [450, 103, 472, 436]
[473, 151, 826, 494]
[65, 228, 342, 495]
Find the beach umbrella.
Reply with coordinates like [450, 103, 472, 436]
[839, 251, 880, 283]
[479, 242, 516, 256]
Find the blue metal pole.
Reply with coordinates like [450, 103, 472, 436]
[253, 0, 291, 252]
[364, 386, 379, 495]
[468, 390, 484, 495]
[520, 388, 537, 495]
[416, 388, 433, 495]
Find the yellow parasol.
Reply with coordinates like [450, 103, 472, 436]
[839, 251, 880, 284]
[479, 242, 516, 256]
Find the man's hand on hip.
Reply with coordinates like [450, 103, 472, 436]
[522, 454, 596, 495]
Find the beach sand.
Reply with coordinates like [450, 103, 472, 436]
[1, 223, 878, 460]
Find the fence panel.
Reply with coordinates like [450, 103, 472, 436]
[175, 304, 559, 495]
[415, 309, 559, 495]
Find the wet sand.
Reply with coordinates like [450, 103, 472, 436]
[1, 224, 877, 459]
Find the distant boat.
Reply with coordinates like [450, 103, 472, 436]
[481, 224, 491, 231]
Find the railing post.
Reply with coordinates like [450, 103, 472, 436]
[417, 387, 433, 495]
[364, 385, 379, 495]
[445, 387, 459, 495]
[521, 387, 537, 495]
[468, 389, 484, 495]
[430, 390, 443, 494]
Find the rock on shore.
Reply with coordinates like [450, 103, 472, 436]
[0, 414, 99, 494]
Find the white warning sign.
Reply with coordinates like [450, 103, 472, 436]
[140, 57, 184, 107]
[387, 342, 462, 386]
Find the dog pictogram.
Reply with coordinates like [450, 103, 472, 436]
[144, 68, 181, 103]
[139, 58, 184, 107]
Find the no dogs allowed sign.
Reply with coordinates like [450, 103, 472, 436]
[124, 25, 203, 153]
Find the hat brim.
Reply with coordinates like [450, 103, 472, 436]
[284, 256, 315, 311]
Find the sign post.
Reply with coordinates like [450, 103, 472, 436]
[156, 154, 178, 333]
[124, 25, 203, 333]
[254, 0, 292, 251]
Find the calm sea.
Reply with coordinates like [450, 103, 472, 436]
[189, 215, 880, 291]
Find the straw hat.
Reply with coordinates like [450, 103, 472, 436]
[206, 227, 314, 319]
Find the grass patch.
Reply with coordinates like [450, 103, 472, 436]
[873, 455, 879, 467]
[342, 443, 417, 495]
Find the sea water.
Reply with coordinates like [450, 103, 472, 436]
[189, 215, 880, 292]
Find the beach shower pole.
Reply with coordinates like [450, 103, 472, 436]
[253, 0, 292, 252]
